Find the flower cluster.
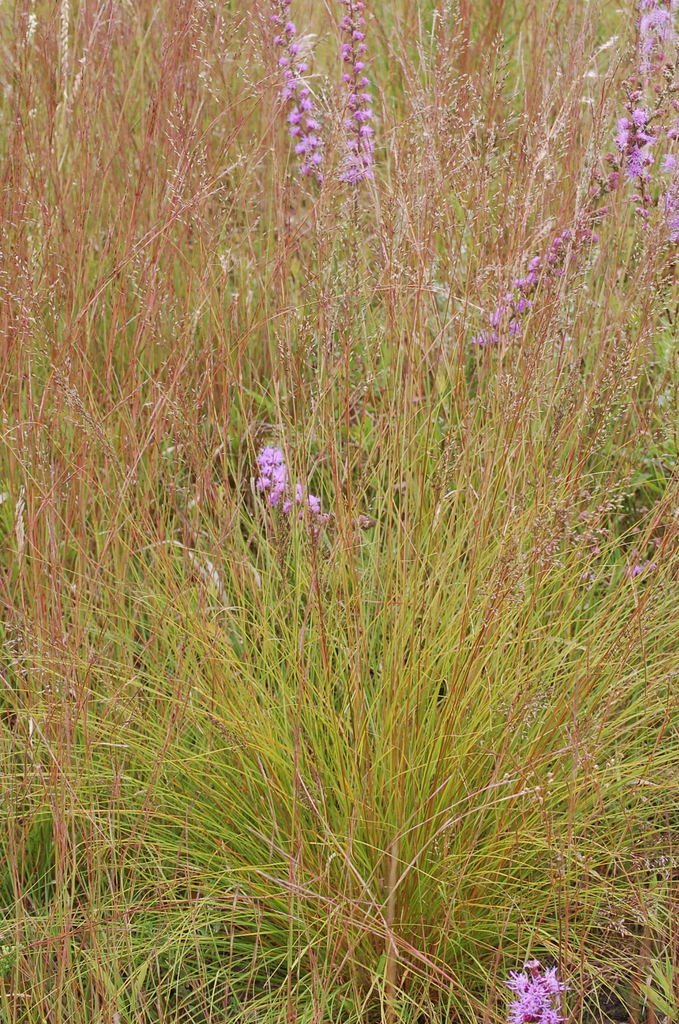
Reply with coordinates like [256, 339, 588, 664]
[256, 446, 328, 523]
[607, 1, 679, 231]
[472, 3, 679, 353]
[639, 0, 679, 74]
[663, 155, 679, 237]
[615, 106, 656, 180]
[472, 227, 598, 347]
[269, 0, 377, 184]
[338, 0, 375, 183]
[506, 961, 567, 1024]
[255, 446, 289, 506]
[271, 0, 323, 179]
[627, 559, 658, 577]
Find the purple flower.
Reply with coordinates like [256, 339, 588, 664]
[256, 446, 289, 506]
[338, 0, 375, 183]
[472, 226, 596, 347]
[271, 0, 324, 180]
[506, 961, 567, 1024]
[626, 559, 658, 578]
[615, 107, 656, 180]
[471, 330, 500, 347]
[662, 162, 679, 240]
[639, 0, 678, 73]
[256, 446, 328, 525]
[607, 2, 678, 230]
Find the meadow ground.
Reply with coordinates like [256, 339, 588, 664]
[0, 0, 678, 1021]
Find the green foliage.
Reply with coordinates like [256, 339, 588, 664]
[642, 955, 679, 1021]
[0, 0, 677, 1022]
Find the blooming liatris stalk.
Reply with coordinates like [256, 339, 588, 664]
[663, 157, 679, 239]
[271, 0, 323, 179]
[338, 0, 375, 183]
[608, 1, 678, 221]
[615, 106, 656, 180]
[639, 0, 679, 74]
[626, 557, 658, 577]
[472, 226, 598, 347]
[506, 961, 567, 1024]
[255, 446, 289, 506]
[256, 446, 328, 524]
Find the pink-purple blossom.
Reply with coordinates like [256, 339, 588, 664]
[639, 0, 678, 73]
[338, 0, 375, 183]
[472, 227, 597, 347]
[256, 446, 289, 506]
[506, 961, 567, 1024]
[626, 559, 658, 578]
[609, 2, 679, 227]
[615, 107, 656, 180]
[271, 0, 323, 179]
[662, 159, 679, 240]
[256, 446, 328, 524]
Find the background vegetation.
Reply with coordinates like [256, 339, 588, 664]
[0, 0, 677, 1021]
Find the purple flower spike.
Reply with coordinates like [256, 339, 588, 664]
[639, 0, 678, 74]
[615, 107, 656, 181]
[256, 446, 289, 507]
[471, 225, 596, 347]
[626, 559, 658, 578]
[256, 446, 329, 526]
[271, 0, 323, 180]
[662, 162, 679, 240]
[506, 961, 567, 1024]
[609, 2, 679, 223]
[338, 0, 375, 183]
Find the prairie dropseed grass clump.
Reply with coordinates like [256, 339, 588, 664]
[1, 0, 678, 1023]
